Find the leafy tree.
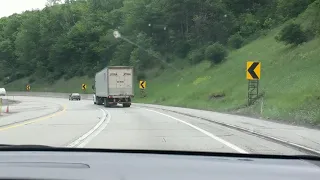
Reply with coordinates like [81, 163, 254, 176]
[0, 0, 317, 84]
[276, 0, 316, 20]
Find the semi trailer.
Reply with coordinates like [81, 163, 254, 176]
[93, 66, 134, 107]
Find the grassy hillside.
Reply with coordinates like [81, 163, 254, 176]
[137, 29, 320, 126]
[0, 76, 94, 93]
[2, 25, 320, 126]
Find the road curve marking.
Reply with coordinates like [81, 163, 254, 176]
[144, 108, 248, 154]
[137, 105, 320, 156]
[0, 105, 67, 131]
[66, 108, 111, 148]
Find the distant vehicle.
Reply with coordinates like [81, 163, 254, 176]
[0, 88, 6, 96]
[93, 66, 134, 107]
[69, 93, 81, 101]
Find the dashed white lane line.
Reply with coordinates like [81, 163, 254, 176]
[144, 108, 248, 154]
[66, 108, 111, 148]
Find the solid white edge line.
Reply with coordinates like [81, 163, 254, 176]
[144, 108, 248, 154]
[66, 108, 111, 148]
[136, 105, 320, 155]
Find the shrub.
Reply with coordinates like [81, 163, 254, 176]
[263, 18, 276, 29]
[276, 23, 308, 45]
[188, 48, 204, 64]
[205, 43, 228, 64]
[228, 33, 245, 49]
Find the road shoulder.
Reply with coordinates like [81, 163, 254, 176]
[135, 103, 320, 154]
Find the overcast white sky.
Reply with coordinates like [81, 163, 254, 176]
[0, 0, 47, 18]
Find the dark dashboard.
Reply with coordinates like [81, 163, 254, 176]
[0, 147, 319, 180]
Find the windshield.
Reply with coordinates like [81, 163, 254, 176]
[0, 0, 319, 157]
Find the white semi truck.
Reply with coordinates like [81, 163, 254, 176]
[92, 66, 134, 107]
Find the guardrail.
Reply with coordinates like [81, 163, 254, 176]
[6, 92, 94, 100]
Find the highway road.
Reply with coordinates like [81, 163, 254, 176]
[0, 95, 316, 155]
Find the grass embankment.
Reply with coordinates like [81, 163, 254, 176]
[0, 76, 94, 93]
[2, 28, 320, 126]
[136, 28, 320, 126]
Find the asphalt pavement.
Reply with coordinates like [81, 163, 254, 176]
[0, 96, 316, 155]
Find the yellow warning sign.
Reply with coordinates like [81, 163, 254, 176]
[82, 84, 87, 90]
[246, 62, 261, 80]
[139, 81, 146, 89]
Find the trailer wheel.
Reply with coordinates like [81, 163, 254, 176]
[104, 98, 110, 107]
[96, 97, 103, 105]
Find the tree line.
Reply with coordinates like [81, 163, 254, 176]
[0, 0, 318, 84]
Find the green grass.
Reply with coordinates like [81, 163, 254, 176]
[134, 28, 320, 126]
[2, 26, 320, 126]
[0, 76, 95, 93]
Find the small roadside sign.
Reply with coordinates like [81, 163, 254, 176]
[246, 61, 261, 80]
[139, 81, 146, 89]
[82, 84, 87, 90]
[26, 85, 31, 91]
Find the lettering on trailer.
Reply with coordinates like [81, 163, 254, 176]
[123, 73, 131, 76]
[110, 73, 118, 76]
[82, 84, 87, 90]
[139, 81, 146, 89]
[246, 61, 261, 80]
